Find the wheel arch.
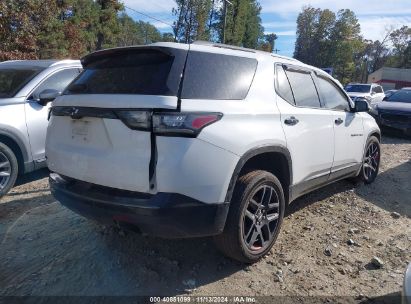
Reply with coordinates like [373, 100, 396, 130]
[225, 145, 292, 204]
[369, 130, 381, 142]
[0, 131, 29, 174]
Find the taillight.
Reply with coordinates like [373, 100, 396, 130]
[115, 110, 151, 131]
[152, 112, 222, 137]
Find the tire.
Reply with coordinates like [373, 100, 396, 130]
[0, 142, 18, 198]
[214, 170, 285, 263]
[355, 136, 381, 184]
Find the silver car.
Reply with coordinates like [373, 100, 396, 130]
[0, 60, 81, 197]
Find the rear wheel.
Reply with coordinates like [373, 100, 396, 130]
[0, 142, 18, 198]
[214, 170, 285, 263]
[356, 136, 380, 184]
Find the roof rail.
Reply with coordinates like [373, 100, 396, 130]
[271, 53, 300, 62]
[50, 59, 80, 66]
[192, 40, 256, 53]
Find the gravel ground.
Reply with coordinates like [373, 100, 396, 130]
[0, 135, 410, 300]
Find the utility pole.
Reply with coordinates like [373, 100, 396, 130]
[273, 48, 280, 54]
[222, 0, 232, 44]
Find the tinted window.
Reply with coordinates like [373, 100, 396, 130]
[285, 69, 320, 108]
[0, 67, 44, 98]
[275, 65, 294, 105]
[345, 84, 370, 93]
[375, 86, 383, 93]
[66, 48, 186, 96]
[32, 68, 80, 100]
[317, 76, 350, 111]
[181, 52, 257, 100]
[387, 89, 411, 103]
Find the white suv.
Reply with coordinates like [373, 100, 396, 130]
[345, 83, 385, 105]
[46, 42, 381, 263]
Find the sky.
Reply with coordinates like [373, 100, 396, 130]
[123, 0, 411, 57]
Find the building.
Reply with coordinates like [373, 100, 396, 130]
[368, 67, 411, 90]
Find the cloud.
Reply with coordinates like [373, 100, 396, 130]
[262, 21, 296, 29]
[150, 21, 174, 30]
[259, 0, 411, 16]
[359, 15, 411, 41]
[122, 0, 174, 13]
[266, 30, 296, 36]
[260, 1, 411, 42]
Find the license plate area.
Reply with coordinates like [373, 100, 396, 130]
[71, 120, 90, 142]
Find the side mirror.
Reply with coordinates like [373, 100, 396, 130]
[371, 91, 376, 95]
[38, 89, 60, 106]
[353, 97, 369, 112]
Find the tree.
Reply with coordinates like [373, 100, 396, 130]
[0, 0, 60, 60]
[172, 0, 212, 43]
[329, 9, 363, 83]
[162, 32, 176, 42]
[224, 0, 249, 46]
[294, 6, 321, 64]
[258, 33, 278, 53]
[294, 6, 364, 83]
[242, 0, 264, 49]
[95, 0, 123, 50]
[389, 26, 411, 68]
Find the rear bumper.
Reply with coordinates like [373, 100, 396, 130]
[50, 173, 229, 238]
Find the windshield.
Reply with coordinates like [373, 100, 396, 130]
[345, 84, 371, 93]
[386, 90, 411, 103]
[0, 67, 44, 98]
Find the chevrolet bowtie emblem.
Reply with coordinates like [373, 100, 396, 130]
[70, 107, 81, 119]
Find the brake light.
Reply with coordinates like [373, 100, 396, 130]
[115, 110, 151, 131]
[152, 112, 222, 137]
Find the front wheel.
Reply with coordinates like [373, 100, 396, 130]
[0, 142, 18, 198]
[214, 170, 285, 263]
[357, 136, 381, 184]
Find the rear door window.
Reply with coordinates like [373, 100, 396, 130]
[181, 52, 257, 100]
[65, 48, 187, 96]
[285, 68, 320, 108]
[275, 65, 294, 105]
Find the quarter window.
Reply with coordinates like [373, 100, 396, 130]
[316, 76, 350, 111]
[181, 52, 257, 100]
[285, 69, 320, 108]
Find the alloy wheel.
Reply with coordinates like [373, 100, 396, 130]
[0, 152, 11, 191]
[242, 184, 280, 253]
[363, 142, 380, 181]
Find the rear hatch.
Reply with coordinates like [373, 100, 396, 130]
[46, 45, 188, 193]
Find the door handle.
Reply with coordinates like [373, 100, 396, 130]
[335, 118, 344, 125]
[284, 116, 299, 126]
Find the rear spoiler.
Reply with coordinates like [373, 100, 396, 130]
[81, 45, 188, 68]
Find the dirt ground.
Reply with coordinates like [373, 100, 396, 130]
[0, 134, 410, 300]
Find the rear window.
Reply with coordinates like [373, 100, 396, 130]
[65, 48, 187, 96]
[181, 52, 257, 100]
[0, 67, 44, 98]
